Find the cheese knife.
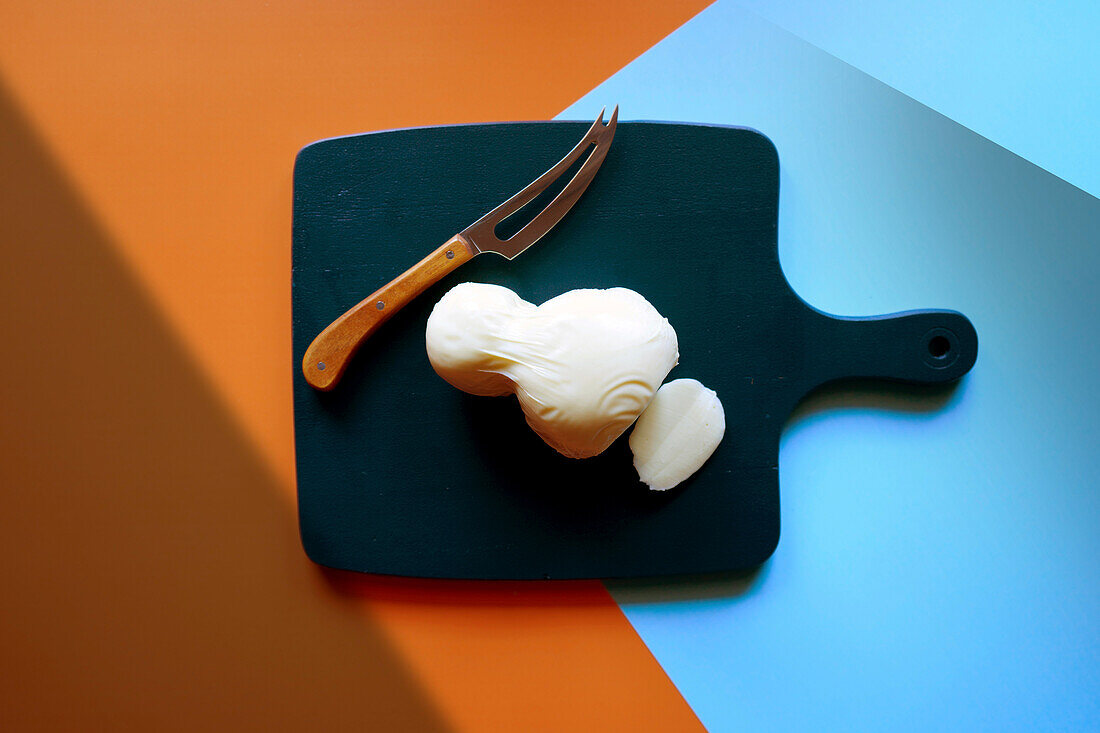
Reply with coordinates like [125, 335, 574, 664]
[303, 107, 618, 391]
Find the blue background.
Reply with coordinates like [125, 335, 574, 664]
[562, 2, 1100, 730]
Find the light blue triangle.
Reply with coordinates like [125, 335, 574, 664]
[561, 3, 1100, 730]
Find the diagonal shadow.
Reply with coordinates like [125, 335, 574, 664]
[0, 78, 447, 731]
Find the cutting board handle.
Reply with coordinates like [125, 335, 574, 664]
[810, 309, 978, 387]
[302, 236, 475, 391]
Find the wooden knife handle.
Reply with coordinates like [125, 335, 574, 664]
[302, 236, 475, 391]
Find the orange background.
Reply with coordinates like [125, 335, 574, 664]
[0, 1, 711, 730]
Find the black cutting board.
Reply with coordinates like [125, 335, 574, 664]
[292, 121, 976, 579]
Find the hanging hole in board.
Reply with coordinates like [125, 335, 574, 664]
[921, 327, 960, 369]
[928, 335, 950, 358]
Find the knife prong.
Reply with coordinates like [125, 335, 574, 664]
[462, 106, 618, 260]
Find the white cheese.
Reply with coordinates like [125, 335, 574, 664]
[629, 378, 725, 490]
[426, 283, 679, 459]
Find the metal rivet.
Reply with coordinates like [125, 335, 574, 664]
[446, 250, 455, 259]
[317, 362, 326, 370]
[376, 300, 385, 310]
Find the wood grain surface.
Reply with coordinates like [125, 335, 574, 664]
[292, 121, 976, 580]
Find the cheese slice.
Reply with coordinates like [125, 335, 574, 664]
[629, 379, 725, 491]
